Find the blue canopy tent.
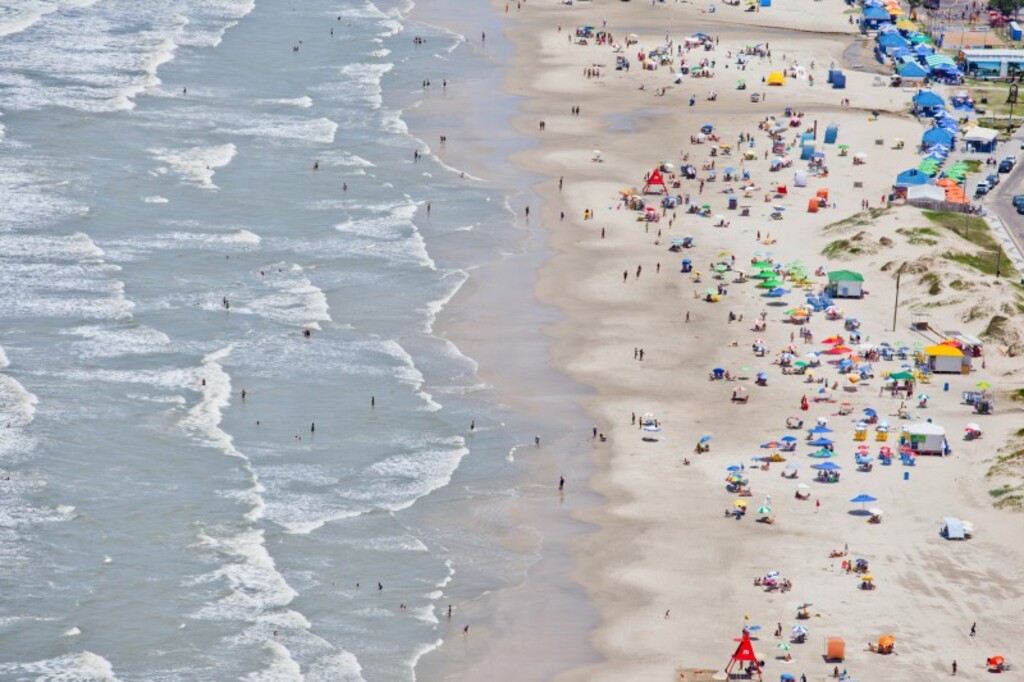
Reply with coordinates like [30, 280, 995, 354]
[922, 125, 954, 146]
[897, 61, 928, 80]
[863, 5, 892, 28]
[912, 90, 945, 114]
[877, 32, 910, 54]
[894, 168, 929, 187]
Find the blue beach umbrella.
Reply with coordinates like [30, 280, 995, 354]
[811, 462, 842, 471]
[781, 436, 798, 442]
[808, 437, 834, 447]
[808, 425, 833, 434]
[850, 494, 878, 504]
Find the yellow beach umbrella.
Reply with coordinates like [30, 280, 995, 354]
[734, 500, 748, 507]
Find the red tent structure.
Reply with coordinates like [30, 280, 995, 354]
[643, 167, 668, 195]
[724, 631, 763, 681]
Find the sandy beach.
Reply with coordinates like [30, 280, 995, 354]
[466, 0, 1024, 679]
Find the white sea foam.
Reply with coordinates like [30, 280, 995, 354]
[150, 143, 237, 190]
[0, 651, 123, 681]
[335, 62, 393, 109]
[64, 626, 82, 637]
[262, 96, 313, 108]
[352, 435, 469, 512]
[246, 264, 331, 330]
[304, 651, 365, 682]
[143, 195, 169, 203]
[61, 325, 172, 359]
[192, 527, 298, 620]
[229, 116, 338, 145]
[0, 345, 37, 428]
[377, 340, 440, 411]
[424, 269, 469, 333]
[241, 640, 302, 682]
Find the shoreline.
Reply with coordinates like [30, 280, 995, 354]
[400, 0, 605, 678]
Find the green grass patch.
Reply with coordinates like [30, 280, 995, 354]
[921, 272, 942, 295]
[924, 210, 1020, 279]
[994, 495, 1024, 511]
[982, 314, 1011, 339]
[990, 485, 1015, 497]
[825, 207, 889, 232]
[896, 227, 939, 246]
[1011, 388, 1024, 403]
[822, 239, 860, 258]
[963, 159, 983, 173]
[949, 279, 972, 291]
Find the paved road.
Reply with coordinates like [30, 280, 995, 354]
[984, 130, 1024, 263]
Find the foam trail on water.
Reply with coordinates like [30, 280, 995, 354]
[0, 651, 123, 681]
[150, 143, 237, 190]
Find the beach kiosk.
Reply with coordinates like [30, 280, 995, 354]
[924, 344, 966, 374]
[901, 422, 948, 456]
[826, 270, 864, 299]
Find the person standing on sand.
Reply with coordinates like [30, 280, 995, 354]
[559, 476, 565, 491]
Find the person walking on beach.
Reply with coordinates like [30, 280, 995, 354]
[971, 622, 976, 636]
[952, 660, 957, 675]
[559, 476, 565, 491]
[623, 270, 628, 283]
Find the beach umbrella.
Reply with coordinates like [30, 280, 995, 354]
[796, 483, 809, 490]
[761, 441, 780, 449]
[850, 494, 878, 510]
[727, 465, 742, 471]
[809, 448, 835, 458]
[976, 381, 991, 389]
[777, 642, 791, 651]
[917, 393, 930, 400]
[642, 424, 662, 432]
[792, 625, 809, 635]
[808, 424, 833, 434]
[785, 462, 800, 470]
[700, 435, 713, 443]
[757, 506, 772, 514]
[811, 462, 841, 471]
[868, 507, 884, 516]
[781, 436, 797, 442]
[890, 371, 914, 381]
[748, 624, 763, 632]
[767, 287, 791, 297]
[739, 365, 752, 372]
[733, 500, 748, 507]
[822, 336, 844, 345]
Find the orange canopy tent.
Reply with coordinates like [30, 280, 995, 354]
[725, 631, 763, 681]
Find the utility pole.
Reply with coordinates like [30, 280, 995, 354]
[996, 247, 1002, 278]
[892, 263, 905, 332]
[1007, 83, 1018, 131]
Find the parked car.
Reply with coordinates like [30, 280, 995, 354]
[999, 159, 1014, 173]
[1012, 194, 1024, 209]
[975, 181, 991, 197]
[985, 173, 999, 187]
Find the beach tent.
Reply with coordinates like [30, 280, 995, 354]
[921, 126, 955, 149]
[907, 184, 946, 202]
[894, 168, 929, 187]
[825, 637, 846, 661]
[902, 422, 947, 455]
[897, 61, 928, 82]
[767, 71, 785, 86]
[877, 32, 909, 53]
[912, 90, 945, 114]
[942, 517, 967, 540]
[924, 344, 966, 373]
[725, 631, 763, 681]
[642, 167, 668, 195]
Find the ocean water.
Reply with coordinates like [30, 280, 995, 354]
[0, 1, 585, 679]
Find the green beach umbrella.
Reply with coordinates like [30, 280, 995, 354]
[794, 360, 808, 368]
[705, 288, 718, 295]
[714, 263, 730, 272]
[757, 505, 772, 514]
[890, 371, 915, 381]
